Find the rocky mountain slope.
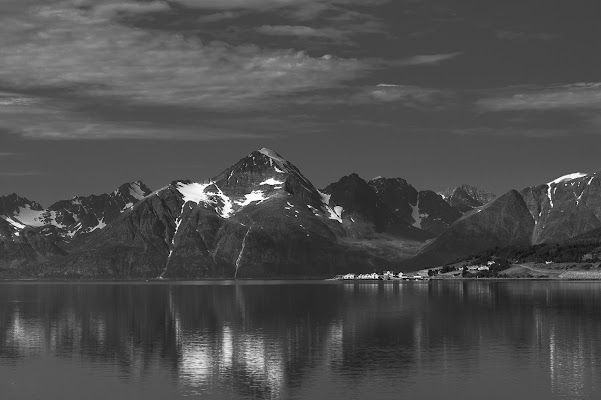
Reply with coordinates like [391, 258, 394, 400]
[29, 149, 429, 279]
[0, 181, 151, 241]
[368, 177, 462, 235]
[0, 182, 151, 269]
[407, 172, 601, 269]
[520, 172, 601, 244]
[439, 184, 496, 213]
[3, 148, 598, 277]
[404, 190, 535, 269]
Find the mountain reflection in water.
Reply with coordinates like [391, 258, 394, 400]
[1, 281, 600, 400]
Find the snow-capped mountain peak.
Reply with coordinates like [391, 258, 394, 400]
[548, 172, 588, 186]
[0, 181, 152, 240]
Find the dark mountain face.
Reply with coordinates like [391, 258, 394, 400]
[368, 178, 461, 236]
[323, 174, 389, 230]
[404, 190, 535, 270]
[36, 150, 417, 279]
[368, 177, 417, 224]
[403, 173, 601, 270]
[520, 172, 601, 244]
[322, 174, 429, 240]
[2, 149, 600, 278]
[0, 194, 43, 216]
[415, 190, 462, 235]
[440, 185, 496, 213]
[0, 216, 67, 271]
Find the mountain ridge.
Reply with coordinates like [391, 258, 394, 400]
[2, 148, 600, 277]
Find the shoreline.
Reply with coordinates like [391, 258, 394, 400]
[2, 277, 601, 283]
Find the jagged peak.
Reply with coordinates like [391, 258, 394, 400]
[0, 193, 44, 212]
[258, 147, 286, 162]
[114, 180, 152, 200]
[440, 184, 496, 198]
[369, 176, 409, 183]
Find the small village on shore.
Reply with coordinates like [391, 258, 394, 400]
[332, 271, 430, 281]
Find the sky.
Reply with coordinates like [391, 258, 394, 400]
[1, 0, 601, 206]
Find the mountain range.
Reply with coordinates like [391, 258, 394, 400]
[2, 148, 598, 278]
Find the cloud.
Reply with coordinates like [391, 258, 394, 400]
[91, 1, 171, 18]
[0, 2, 371, 110]
[171, 0, 388, 11]
[0, 93, 37, 106]
[0, 0, 443, 140]
[256, 25, 346, 39]
[478, 83, 601, 111]
[396, 52, 461, 66]
[0, 95, 278, 140]
[292, 83, 446, 107]
[0, 0, 380, 141]
[356, 84, 444, 105]
[197, 11, 243, 23]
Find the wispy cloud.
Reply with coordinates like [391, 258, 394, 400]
[0, 0, 386, 139]
[256, 25, 346, 39]
[171, 0, 389, 12]
[291, 83, 447, 107]
[396, 52, 461, 66]
[477, 83, 601, 111]
[0, 3, 369, 109]
[363, 84, 444, 104]
[87, 1, 171, 18]
[0, 0, 452, 140]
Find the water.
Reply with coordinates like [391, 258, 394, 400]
[1, 281, 600, 400]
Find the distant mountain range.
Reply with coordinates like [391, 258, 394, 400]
[405, 172, 601, 269]
[2, 148, 598, 279]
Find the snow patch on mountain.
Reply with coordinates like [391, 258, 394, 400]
[212, 185, 234, 218]
[411, 201, 422, 229]
[547, 185, 555, 209]
[260, 178, 285, 186]
[236, 191, 267, 207]
[129, 182, 147, 200]
[176, 182, 215, 205]
[259, 148, 286, 162]
[545, 173, 588, 209]
[548, 172, 588, 185]
[4, 216, 25, 230]
[88, 218, 106, 232]
[13, 205, 46, 227]
[259, 148, 292, 175]
[317, 190, 342, 223]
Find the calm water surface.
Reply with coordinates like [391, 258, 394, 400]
[1, 281, 600, 400]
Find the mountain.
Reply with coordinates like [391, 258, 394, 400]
[0, 213, 67, 271]
[3, 149, 601, 278]
[0, 182, 152, 272]
[404, 190, 535, 269]
[439, 184, 496, 213]
[0, 181, 152, 241]
[521, 172, 601, 244]
[34, 149, 421, 279]
[405, 172, 601, 270]
[368, 177, 462, 236]
[321, 174, 429, 240]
